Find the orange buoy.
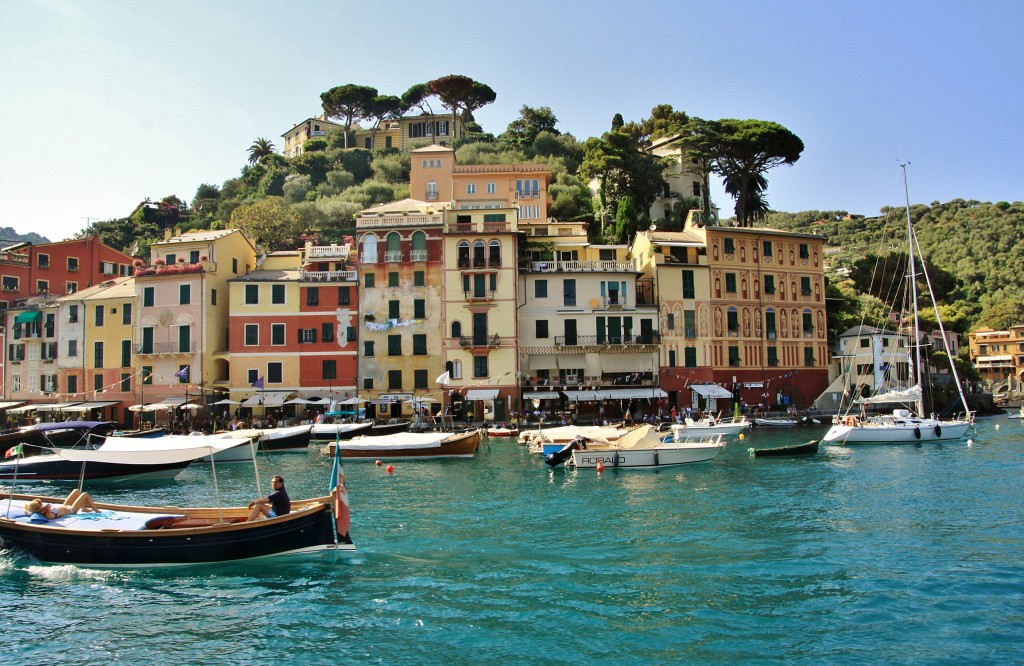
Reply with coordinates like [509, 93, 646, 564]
[596, 461, 604, 472]
[386, 464, 394, 474]
[375, 459, 382, 466]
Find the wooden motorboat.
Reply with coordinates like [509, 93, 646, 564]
[322, 428, 482, 460]
[552, 425, 725, 469]
[753, 417, 798, 427]
[486, 426, 519, 438]
[748, 440, 820, 457]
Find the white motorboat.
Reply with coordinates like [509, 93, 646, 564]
[556, 425, 725, 469]
[670, 416, 750, 438]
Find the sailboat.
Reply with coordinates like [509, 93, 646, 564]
[822, 165, 975, 445]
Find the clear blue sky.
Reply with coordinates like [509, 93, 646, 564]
[2, 0, 1022, 242]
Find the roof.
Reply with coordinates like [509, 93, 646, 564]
[411, 144, 456, 154]
[60, 276, 135, 301]
[701, 224, 822, 241]
[281, 116, 343, 137]
[230, 269, 302, 283]
[151, 229, 241, 245]
[359, 198, 444, 216]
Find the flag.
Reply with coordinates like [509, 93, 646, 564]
[174, 366, 190, 381]
[251, 376, 264, 389]
[4, 444, 22, 459]
[435, 371, 450, 386]
[330, 437, 351, 538]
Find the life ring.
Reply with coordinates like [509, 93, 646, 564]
[844, 416, 857, 427]
[934, 425, 942, 437]
[914, 426, 921, 440]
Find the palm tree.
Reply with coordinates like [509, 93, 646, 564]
[247, 138, 276, 165]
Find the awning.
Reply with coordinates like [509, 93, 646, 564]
[523, 391, 561, 401]
[690, 384, 734, 399]
[7, 404, 39, 413]
[241, 391, 294, 407]
[14, 311, 42, 325]
[465, 389, 499, 401]
[601, 355, 651, 373]
[528, 355, 558, 371]
[0, 401, 26, 410]
[35, 402, 83, 413]
[63, 401, 120, 412]
[599, 388, 667, 400]
[150, 397, 188, 410]
[562, 390, 601, 402]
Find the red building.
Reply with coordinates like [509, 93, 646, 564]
[0, 236, 134, 308]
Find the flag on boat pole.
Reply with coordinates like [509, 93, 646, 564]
[330, 427, 350, 541]
[4, 444, 22, 459]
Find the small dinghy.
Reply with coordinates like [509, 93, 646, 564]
[748, 439, 819, 457]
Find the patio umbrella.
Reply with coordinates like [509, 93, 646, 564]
[128, 404, 159, 413]
[179, 402, 203, 411]
[284, 398, 317, 405]
[211, 399, 241, 406]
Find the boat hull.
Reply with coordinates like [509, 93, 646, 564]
[750, 440, 820, 457]
[325, 429, 482, 460]
[0, 494, 352, 566]
[311, 422, 373, 441]
[0, 457, 190, 483]
[571, 442, 724, 468]
[822, 419, 972, 444]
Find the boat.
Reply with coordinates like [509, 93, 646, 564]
[0, 421, 116, 457]
[822, 166, 975, 445]
[0, 443, 236, 483]
[670, 415, 751, 438]
[753, 417, 799, 427]
[548, 425, 726, 469]
[486, 425, 519, 438]
[227, 424, 313, 452]
[748, 440, 820, 457]
[97, 433, 259, 464]
[521, 424, 632, 455]
[321, 428, 482, 460]
[1006, 406, 1024, 419]
[107, 427, 167, 439]
[0, 441, 355, 565]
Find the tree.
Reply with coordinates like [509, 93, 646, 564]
[614, 195, 638, 244]
[247, 138, 276, 165]
[667, 118, 721, 225]
[711, 119, 804, 226]
[400, 82, 435, 116]
[502, 105, 559, 148]
[230, 197, 304, 250]
[427, 75, 496, 141]
[580, 130, 665, 234]
[977, 300, 1024, 330]
[365, 94, 402, 149]
[320, 84, 379, 148]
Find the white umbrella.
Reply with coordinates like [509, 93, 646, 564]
[211, 399, 241, 406]
[284, 398, 316, 405]
[179, 402, 203, 411]
[128, 404, 159, 413]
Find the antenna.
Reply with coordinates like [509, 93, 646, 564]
[255, 253, 267, 268]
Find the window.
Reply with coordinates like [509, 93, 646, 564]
[189, 250, 200, 263]
[413, 334, 427, 355]
[271, 323, 285, 345]
[728, 345, 741, 367]
[322, 360, 337, 380]
[245, 284, 259, 304]
[725, 273, 737, 293]
[69, 305, 79, 323]
[2, 276, 19, 292]
[727, 309, 739, 334]
[37, 253, 49, 269]
[563, 279, 576, 307]
[387, 370, 402, 390]
[535, 280, 548, 298]
[95, 305, 104, 326]
[121, 339, 131, 367]
[388, 272, 399, 287]
[140, 327, 154, 354]
[364, 341, 374, 357]
[473, 356, 489, 378]
[363, 377, 373, 390]
[413, 271, 424, 287]
[268, 362, 282, 384]
[667, 313, 675, 330]
[306, 287, 319, 306]
[685, 347, 697, 367]
[66, 281, 77, 294]
[272, 284, 285, 304]
[682, 271, 695, 299]
[94, 374, 103, 391]
[803, 311, 814, 335]
[764, 275, 776, 294]
[247, 369, 259, 385]
[347, 326, 356, 342]
[859, 338, 870, 348]
[94, 341, 104, 368]
[767, 346, 779, 366]
[299, 328, 316, 343]
[338, 287, 351, 305]
[536, 320, 549, 339]
[244, 324, 259, 346]
[389, 300, 400, 319]
[68, 339, 78, 357]
[143, 287, 154, 307]
[799, 243, 810, 259]
[179, 284, 190, 305]
[178, 325, 191, 353]
[364, 273, 375, 288]
[804, 346, 816, 366]
[486, 182, 496, 194]
[763, 241, 773, 257]
[467, 183, 476, 194]
[321, 323, 334, 343]
[414, 299, 425, 319]
[36, 280, 48, 294]
[724, 238, 735, 254]
[67, 257, 79, 272]
[165, 254, 176, 265]
[801, 277, 812, 296]
[388, 335, 402, 356]
[765, 310, 777, 340]
[67, 374, 78, 393]
[122, 303, 132, 325]
[414, 369, 428, 390]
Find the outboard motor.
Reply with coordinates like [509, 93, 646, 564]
[544, 438, 581, 467]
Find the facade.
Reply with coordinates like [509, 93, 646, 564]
[353, 113, 467, 152]
[814, 325, 911, 411]
[0, 236, 134, 307]
[355, 199, 446, 420]
[281, 115, 343, 157]
[969, 326, 1022, 386]
[646, 134, 719, 225]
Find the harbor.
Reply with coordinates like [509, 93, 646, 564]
[1, 415, 1022, 664]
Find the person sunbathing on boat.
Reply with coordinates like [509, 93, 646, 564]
[24, 490, 99, 521]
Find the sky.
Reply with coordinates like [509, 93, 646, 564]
[2, 0, 1022, 242]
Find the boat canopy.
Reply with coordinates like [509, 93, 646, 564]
[689, 384, 734, 399]
[855, 384, 923, 405]
[55, 445, 234, 465]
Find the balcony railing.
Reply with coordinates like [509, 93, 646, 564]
[553, 333, 660, 347]
[528, 260, 635, 273]
[135, 342, 197, 354]
[306, 244, 349, 258]
[385, 250, 403, 263]
[425, 191, 439, 201]
[301, 269, 357, 282]
[410, 249, 428, 262]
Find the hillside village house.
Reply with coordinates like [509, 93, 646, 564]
[969, 326, 1023, 388]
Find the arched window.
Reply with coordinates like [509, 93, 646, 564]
[457, 241, 470, 268]
[411, 231, 427, 262]
[488, 240, 502, 267]
[386, 232, 401, 262]
[472, 240, 486, 268]
[361, 234, 378, 263]
[451, 321, 463, 339]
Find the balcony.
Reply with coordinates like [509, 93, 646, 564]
[410, 249, 428, 262]
[301, 269, 357, 282]
[528, 260, 635, 273]
[135, 342, 197, 355]
[385, 250, 403, 263]
[553, 333, 661, 347]
[306, 244, 350, 259]
[425, 191, 439, 201]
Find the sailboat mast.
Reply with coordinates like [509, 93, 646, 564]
[901, 164, 925, 416]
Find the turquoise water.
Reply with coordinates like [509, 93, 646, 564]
[2, 418, 1023, 665]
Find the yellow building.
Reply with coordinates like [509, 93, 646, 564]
[969, 326, 1024, 387]
[353, 113, 467, 152]
[281, 115, 343, 157]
